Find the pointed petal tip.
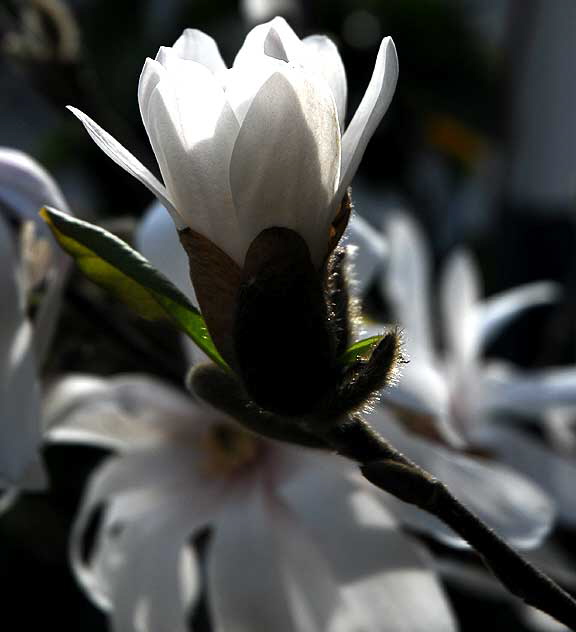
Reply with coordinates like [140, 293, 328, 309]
[264, 27, 289, 62]
[382, 36, 399, 76]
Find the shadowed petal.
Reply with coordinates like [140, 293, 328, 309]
[474, 424, 576, 526]
[45, 373, 197, 450]
[0, 215, 44, 490]
[284, 465, 457, 631]
[0, 147, 69, 225]
[302, 35, 347, 130]
[335, 37, 398, 207]
[0, 148, 72, 362]
[368, 408, 554, 549]
[234, 17, 303, 67]
[208, 478, 341, 632]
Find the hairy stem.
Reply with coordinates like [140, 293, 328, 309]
[315, 415, 576, 630]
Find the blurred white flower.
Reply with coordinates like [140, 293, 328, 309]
[486, 390, 576, 528]
[370, 212, 576, 546]
[68, 16, 398, 267]
[0, 214, 43, 493]
[241, 0, 301, 26]
[45, 373, 457, 632]
[0, 148, 71, 495]
[379, 212, 571, 444]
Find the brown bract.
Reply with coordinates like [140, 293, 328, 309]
[327, 189, 353, 258]
[178, 193, 401, 418]
[179, 227, 242, 369]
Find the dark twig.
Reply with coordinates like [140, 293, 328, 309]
[312, 414, 576, 630]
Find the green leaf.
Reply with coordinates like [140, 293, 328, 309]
[40, 206, 227, 370]
[338, 334, 384, 366]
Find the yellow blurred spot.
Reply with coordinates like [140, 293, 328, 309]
[426, 114, 487, 167]
[200, 423, 260, 478]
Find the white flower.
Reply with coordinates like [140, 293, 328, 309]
[68, 17, 398, 268]
[0, 148, 71, 496]
[371, 212, 576, 547]
[45, 373, 457, 632]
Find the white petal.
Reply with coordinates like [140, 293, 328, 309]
[230, 68, 340, 266]
[343, 213, 387, 294]
[73, 476, 220, 629]
[284, 464, 457, 631]
[335, 37, 398, 207]
[302, 35, 347, 130]
[379, 359, 466, 448]
[440, 249, 481, 363]
[0, 150, 73, 362]
[171, 28, 227, 73]
[368, 408, 554, 548]
[208, 478, 341, 632]
[521, 606, 569, 632]
[32, 251, 71, 364]
[0, 147, 70, 225]
[475, 424, 576, 526]
[0, 215, 43, 489]
[483, 363, 576, 414]
[222, 54, 285, 125]
[138, 58, 165, 131]
[108, 511, 200, 632]
[66, 107, 182, 226]
[545, 407, 576, 454]
[45, 373, 201, 450]
[71, 442, 225, 611]
[135, 200, 196, 303]
[383, 213, 435, 361]
[143, 62, 242, 261]
[382, 357, 448, 417]
[477, 281, 560, 351]
[234, 17, 303, 67]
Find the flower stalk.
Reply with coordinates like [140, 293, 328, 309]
[322, 415, 576, 630]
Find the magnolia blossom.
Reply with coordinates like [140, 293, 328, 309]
[68, 17, 397, 268]
[371, 212, 576, 543]
[45, 373, 456, 632]
[0, 148, 71, 496]
[137, 200, 556, 550]
[67, 18, 399, 416]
